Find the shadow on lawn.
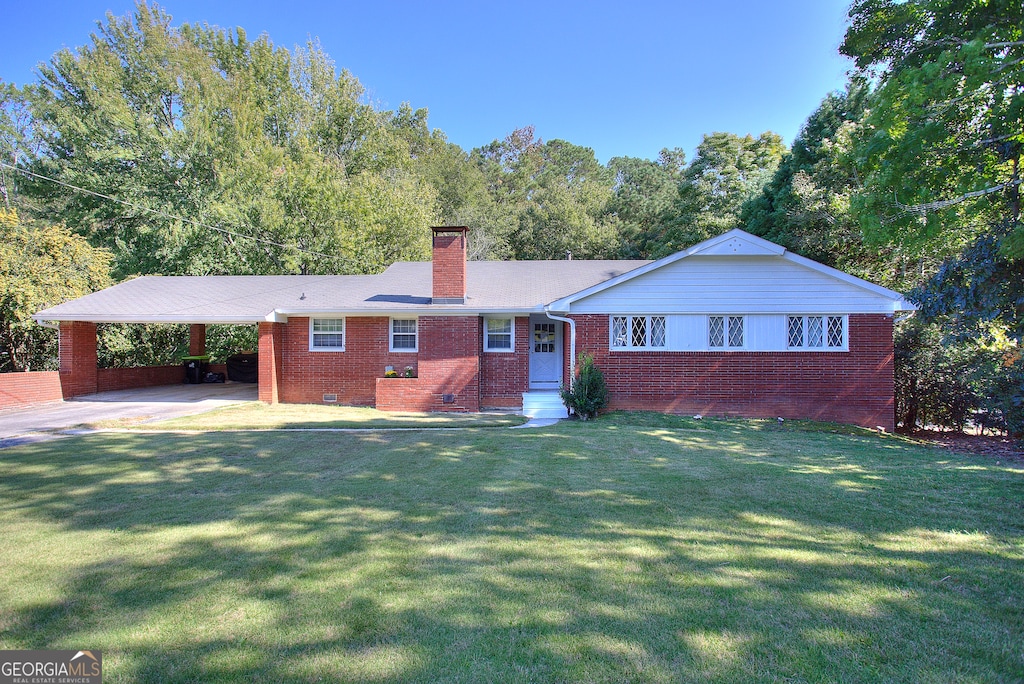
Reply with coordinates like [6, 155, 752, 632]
[0, 425, 1020, 682]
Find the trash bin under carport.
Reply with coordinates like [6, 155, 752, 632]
[182, 355, 210, 384]
[226, 353, 259, 383]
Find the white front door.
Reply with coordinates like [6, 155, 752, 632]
[529, 315, 562, 389]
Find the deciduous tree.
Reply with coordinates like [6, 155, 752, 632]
[0, 209, 111, 371]
[652, 131, 785, 255]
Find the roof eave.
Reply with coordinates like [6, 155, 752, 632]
[273, 304, 547, 317]
[33, 314, 271, 325]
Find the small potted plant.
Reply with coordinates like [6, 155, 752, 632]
[403, 366, 416, 378]
[384, 365, 398, 378]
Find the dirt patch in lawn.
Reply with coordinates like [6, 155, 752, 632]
[906, 429, 1024, 465]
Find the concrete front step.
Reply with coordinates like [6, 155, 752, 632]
[522, 391, 567, 420]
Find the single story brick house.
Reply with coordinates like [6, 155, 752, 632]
[35, 227, 914, 428]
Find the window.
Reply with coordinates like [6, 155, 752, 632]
[484, 317, 514, 351]
[787, 315, 845, 349]
[611, 315, 667, 349]
[534, 323, 556, 352]
[390, 318, 417, 351]
[709, 316, 744, 348]
[310, 318, 344, 350]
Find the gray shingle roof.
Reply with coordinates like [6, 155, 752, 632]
[34, 260, 650, 323]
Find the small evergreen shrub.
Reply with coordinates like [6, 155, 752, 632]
[560, 353, 609, 420]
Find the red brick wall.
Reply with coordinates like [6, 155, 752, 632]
[189, 324, 206, 356]
[59, 321, 98, 399]
[0, 371, 63, 409]
[1, 362, 233, 409]
[480, 316, 530, 408]
[259, 322, 283, 403]
[98, 365, 184, 392]
[277, 315, 480, 411]
[278, 317, 419, 405]
[375, 378, 432, 411]
[573, 313, 895, 430]
[404, 316, 480, 412]
[432, 229, 467, 301]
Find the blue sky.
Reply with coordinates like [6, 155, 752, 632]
[0, 0, 855, 163]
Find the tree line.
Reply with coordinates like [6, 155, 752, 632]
[1, 0, 1021, 436]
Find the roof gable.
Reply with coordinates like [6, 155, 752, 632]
[547, 228, 915, 313]
[686, 229, 786, 257]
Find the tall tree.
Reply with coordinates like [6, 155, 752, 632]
[842, 0, 1023, 257]
[0, 209, 111, 371]
[651, 131, 785, 256]
[511, 139, 620, 260]
[739, 80, 914, 285]
[0, 83, 39, 209]
[472, 129, 622, 260]
[842, 0, 1024, 436]
[607, 149, 685, 258]
[24, 2, 436, 278]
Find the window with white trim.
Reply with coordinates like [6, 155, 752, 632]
[484, 317, 514, 351]
[310, 317, 345, 350]
[787, 315, 845, 349]
[390, 318, 417, 351]
[611, 315, 667, 349]
[709, 315, 744, 348]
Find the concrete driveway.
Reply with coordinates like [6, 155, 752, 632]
[0, 383, 258, 448]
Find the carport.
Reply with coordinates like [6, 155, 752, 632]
[32, 275, 306, 404]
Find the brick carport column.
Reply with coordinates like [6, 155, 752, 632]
[189, 324, 207, 356]
[58, 321, 98, 399]
[258, 322, 283, 403]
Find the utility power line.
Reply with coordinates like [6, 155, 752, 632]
[0, 161, 350, 265]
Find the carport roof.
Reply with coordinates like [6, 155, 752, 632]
[34, 259, 650, 324]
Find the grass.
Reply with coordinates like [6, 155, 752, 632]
[0, 412, 1021, 682]
[132, 402, 528, 430]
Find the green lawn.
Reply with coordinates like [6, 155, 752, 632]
[0, 413, 1020, 682]
[125, 402, 528, 430]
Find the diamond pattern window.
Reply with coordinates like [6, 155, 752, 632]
[787, 316, 804, 348]
[650, 316, 667, 347]
[727, 316, 744, 347]
[610, 315, 668, 349]
[611, 316, 629, 348]
[827, 316, 844, 347]
[709, 316, 743, 348]
[708, 316, 725, 348]
[787, 315, 846, 349]
[630, 317, 647, 348]
[808, 316, 824, 347]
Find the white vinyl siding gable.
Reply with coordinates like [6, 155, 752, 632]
[567, 256, 903, 314]
[310, 317, 345, 351]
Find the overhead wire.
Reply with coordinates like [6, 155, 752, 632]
[0, 160, 350, 265]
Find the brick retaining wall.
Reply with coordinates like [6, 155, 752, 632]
[0, 371, 64, 410]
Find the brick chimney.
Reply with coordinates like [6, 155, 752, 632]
[431, 226, 468, 304]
